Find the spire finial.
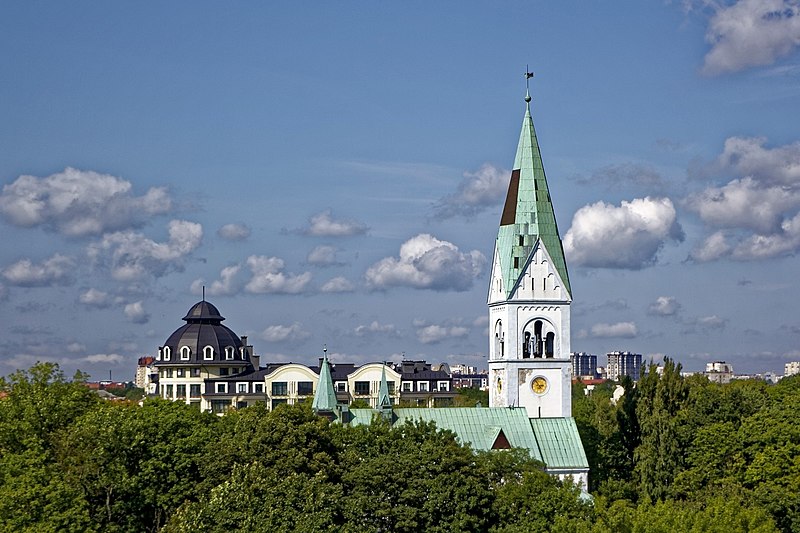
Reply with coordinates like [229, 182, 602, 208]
[202, 285, 205, 302]
[524, 66, 534, 103]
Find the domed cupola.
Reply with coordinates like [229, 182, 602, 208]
[158, 300, 249, 366]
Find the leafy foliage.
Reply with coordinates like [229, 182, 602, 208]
[2, 361, 799, 532]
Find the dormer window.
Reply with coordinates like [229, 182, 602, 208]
[163, 346, 171, 361]
[204, 346, 214, 360]
[225, 347, 234, 360]
[180, 346, 191, 360]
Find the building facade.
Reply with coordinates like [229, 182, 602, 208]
[571, 352, 598, 379]
[704, 361, 734, 384]
[152, 305, 457, 413]
[606, 351, 642, 381]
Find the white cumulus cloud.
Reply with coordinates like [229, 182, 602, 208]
[354, 321, 398, 337]
[717, 136, 800, 186]
[321, 276, 355, 293]
[563, 197, 683, 269]
[416, 324, 470, 344]
[702, 0, 800, 76]
[303, 210, 367, 237]
[685, 177, 800, 234]
[124, 301, 150, 324]
[88, 219, 202, 280]
[217, 223, 251, 241]
[80, 353, 126, 364]
[731, 211, 800, 259]
[307, 245, 341, 266]
[192, 264, 244, 296]
[365, 233, 486, 291]
[687, 136, 800, 261]
[648, 296, 682, 316]
[261, 323, 311, 342]
[79, 288, 112, 308]
[2, 253, 75, 287]
[245, 255, 312, 294]
[0, 167, 171, 236]
[587, 322, 639, 338]
[433, 164, 509, 218]
[689, 231, 732, 262]
[697, 315, 728, 329]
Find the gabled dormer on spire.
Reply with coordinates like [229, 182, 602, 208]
[313, 348, 338, 415]
[493, 91, 571, 301]
[377, 364, 392, 417]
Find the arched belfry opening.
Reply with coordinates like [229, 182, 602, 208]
[494, 321, 505, 359]
[522, 319, 556, 359]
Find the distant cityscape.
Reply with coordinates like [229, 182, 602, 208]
[79, 350, 798, 408]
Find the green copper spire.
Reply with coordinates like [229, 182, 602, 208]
[496, 93, 571, 297]
[378, 363, 392, 410]
[312, 346, 338, 413]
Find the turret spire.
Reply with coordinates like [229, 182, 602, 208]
[378, 363, 392, 411]
[495, 81, 571, 297]
[312, 345, 338, 414]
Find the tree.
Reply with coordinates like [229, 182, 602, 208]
[634, 358, 688, 502]
[0, 363, 100, 532]
[56, 398, 219, 532]
[454, 387, 489, 407]
[335, 418, 493, 532]
[164, 463, 341, 533]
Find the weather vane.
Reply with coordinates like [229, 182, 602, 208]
[525, 65, 534, 102]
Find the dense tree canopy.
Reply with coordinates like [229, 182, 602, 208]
[1, 361, 798, 532]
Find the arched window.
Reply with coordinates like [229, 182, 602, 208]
[545, 332, 555, 358]
[204, 346, 214, 360]
[225, 346, 234, 360]
[523, 331, 531, 359]
[494, 321, 504, 359]
[163, 346, 171, 361]
[534, 321, 543, 358]
[180, 346, 191, 360]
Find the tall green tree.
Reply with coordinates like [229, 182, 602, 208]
[57, 398, 219, 532]
[634, 358, 688, 502]
[0, 363, 99, 532]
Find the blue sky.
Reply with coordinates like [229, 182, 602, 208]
[2, 1, 800, 379]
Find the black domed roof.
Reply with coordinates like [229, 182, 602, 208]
[183, 300, 224, 322]
[159, 300, 247, 366]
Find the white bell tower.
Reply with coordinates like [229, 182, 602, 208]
[488, 87, 573, 419]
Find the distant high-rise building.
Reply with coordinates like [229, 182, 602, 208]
[606, 351, 642, 381]
[785, 361, 800, 377]
[136, 356, 158, 394]
[704, 361, 734, 384]
[570, 352, 597, 378]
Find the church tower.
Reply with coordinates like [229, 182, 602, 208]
[488, 85, 572, 419]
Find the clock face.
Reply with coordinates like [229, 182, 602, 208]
[531, 376, 548, 394]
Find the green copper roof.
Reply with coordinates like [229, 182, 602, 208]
[348, 407, 544, 462]
[529, 417, 588, 469]
[496, 99, 571, 297]
[312, 352, 338, 413]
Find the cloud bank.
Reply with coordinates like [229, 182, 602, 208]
[564, 197, 683, 269]
[0, 167, 171, 237]
[702, 0, 800, 76]
[365, 234, 486, 291]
